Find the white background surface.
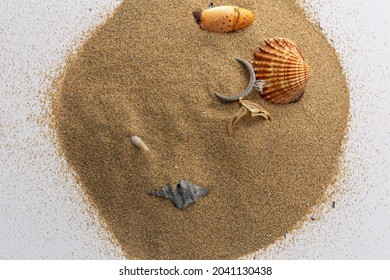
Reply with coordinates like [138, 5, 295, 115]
[1, 0, 390, 259]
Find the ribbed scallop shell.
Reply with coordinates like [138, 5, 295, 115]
[195, 6, 254, 33]
[252, 38, 312, 104]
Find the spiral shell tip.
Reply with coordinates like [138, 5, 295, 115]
[131, 135, 150, 152]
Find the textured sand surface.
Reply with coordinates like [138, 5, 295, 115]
[52, 0, 348, 259]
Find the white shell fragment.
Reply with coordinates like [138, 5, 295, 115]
[228, 99, 271, 136]
[130, 135, 149, 151]
[149, 180, 209, 210]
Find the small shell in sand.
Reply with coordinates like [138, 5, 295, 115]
[252, 37, 312, 104]
[228, 99, 271, 136]
[130, 136, 149, 151]
[149, 180, 209, 210]
[193, 4, 254, 33]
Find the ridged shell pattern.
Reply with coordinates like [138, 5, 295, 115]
[199, 6, 254, 33]
[149, 180, 208, 210]
[252, 38, 312, 104]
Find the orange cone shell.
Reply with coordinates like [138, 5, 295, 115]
[252, 38, 312, 104]
[199, 6, 254, 33]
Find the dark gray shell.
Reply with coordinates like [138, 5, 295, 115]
[149, 180, 209, 210]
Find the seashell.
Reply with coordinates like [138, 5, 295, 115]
[149, 180, 208, 210]
[193, 4, 254, 33]
[252, 37, 312, 104]
[130, 135, 149, 151]
[228, 99, 271, 136]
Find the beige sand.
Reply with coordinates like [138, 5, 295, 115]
[52, 0, 349, 259]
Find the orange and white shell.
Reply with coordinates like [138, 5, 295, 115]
[252, 38, 312, 104]
[194, 6, 254, 33]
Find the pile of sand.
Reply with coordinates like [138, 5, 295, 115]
[52, 0, 349, 259]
